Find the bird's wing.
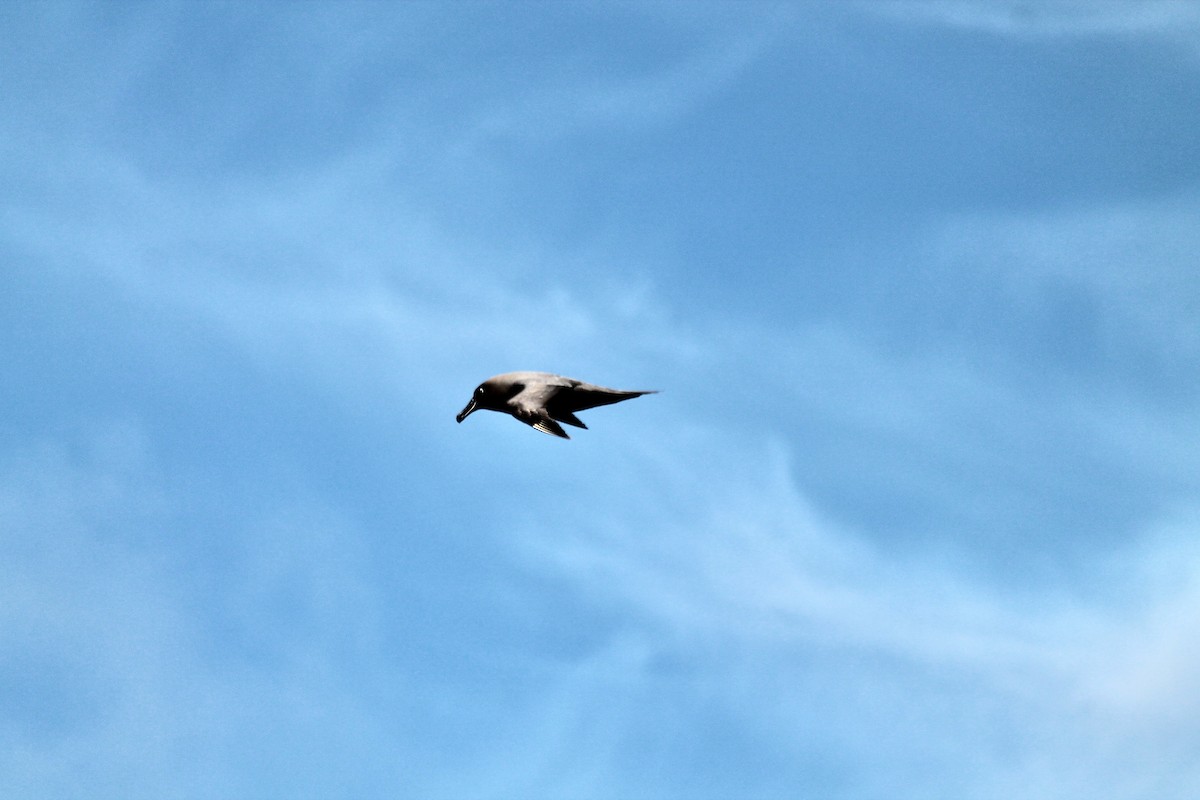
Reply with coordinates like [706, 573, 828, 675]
[529, 416, 570, 439]
[507, 382, 571, 439]
[507, 380, 564, 415]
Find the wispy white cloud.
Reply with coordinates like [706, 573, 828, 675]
[515, 426, 1200, 796]
[867, 0, 1200, 42]
[470, 29, 772, 142]
[1080, 512, 1200, 717]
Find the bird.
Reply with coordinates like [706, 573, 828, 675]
[455, 371, 656, 439]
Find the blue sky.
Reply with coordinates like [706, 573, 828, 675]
[3, 2, 1200, 797]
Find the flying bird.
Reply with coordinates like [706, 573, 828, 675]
[456, 371, 656, 439]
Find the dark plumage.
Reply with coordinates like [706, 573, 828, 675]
[455, 371, 656, 439]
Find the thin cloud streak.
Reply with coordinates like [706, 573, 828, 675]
[470, 29, 773, 142]
[868, 0, 1200, 41]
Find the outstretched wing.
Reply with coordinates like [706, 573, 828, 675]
[529, 416, 570, 439]
[507, 382, 572, 439]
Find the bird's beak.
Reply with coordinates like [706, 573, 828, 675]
[456, 398, 477, 423]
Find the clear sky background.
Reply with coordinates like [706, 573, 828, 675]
[4, 2, 1200, 797]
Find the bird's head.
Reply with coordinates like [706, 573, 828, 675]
[456, 377, 512, 423]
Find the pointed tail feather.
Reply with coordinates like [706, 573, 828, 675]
[553, 411, 588, 429]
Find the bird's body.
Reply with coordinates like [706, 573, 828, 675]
[456, 371, 655, 439]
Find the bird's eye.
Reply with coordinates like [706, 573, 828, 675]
[475, 386, 485, 396]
